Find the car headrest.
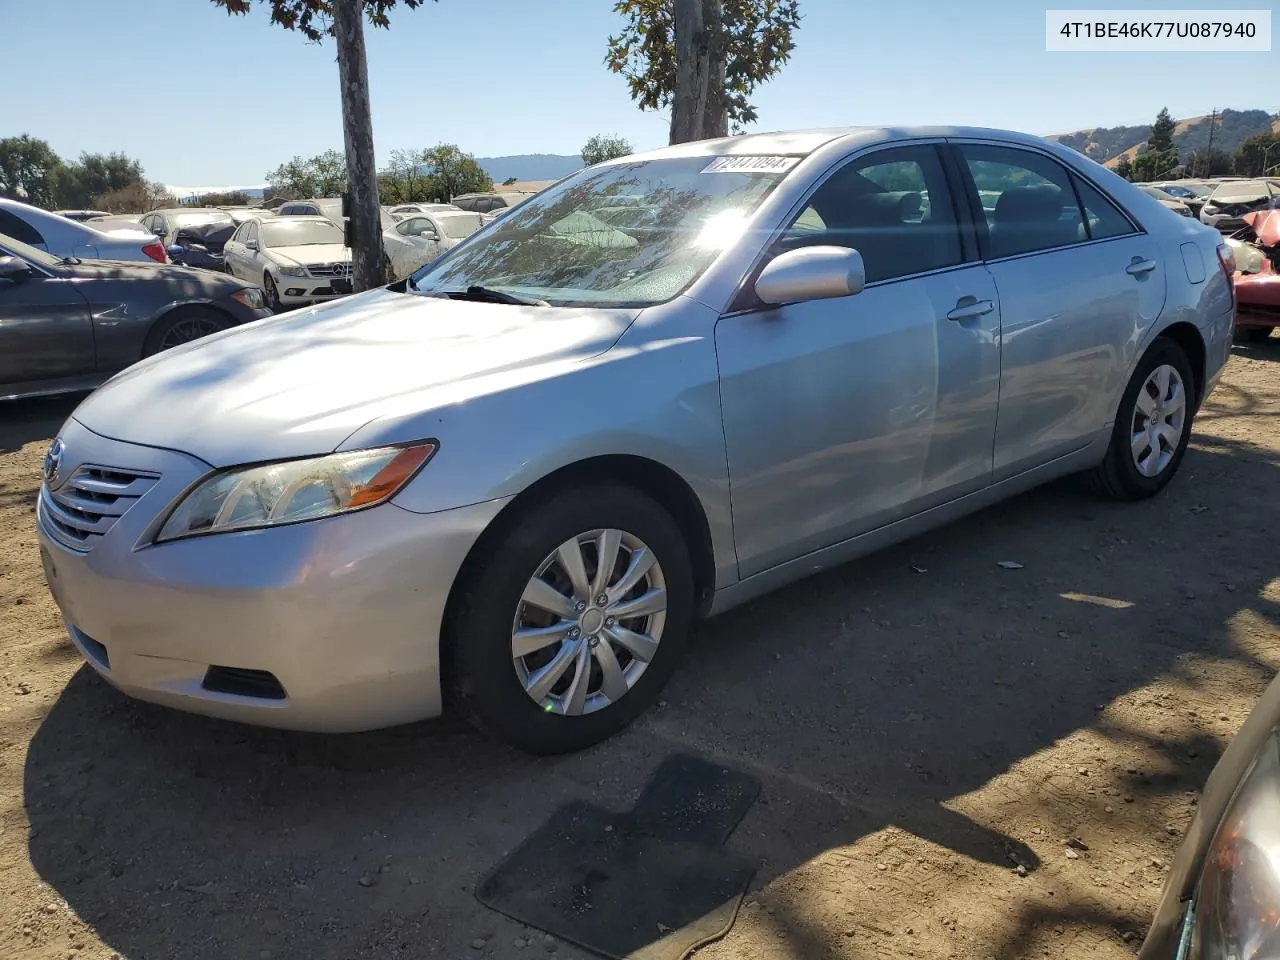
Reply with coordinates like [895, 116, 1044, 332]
[994, 186, 1064, 225]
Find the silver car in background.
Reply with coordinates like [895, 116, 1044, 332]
[383, 210, 483, 279]
[0, 197, 167, 263]
[36, 126, 1233, 754]
[1200, 179, 1280, 231]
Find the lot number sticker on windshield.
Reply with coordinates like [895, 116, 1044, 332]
[701, 155, 800, 175]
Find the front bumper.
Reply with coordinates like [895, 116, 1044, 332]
[36, 418, 507, 732]
[274, 272, 352, 304]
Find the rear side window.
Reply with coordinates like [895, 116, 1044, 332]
[0, 209, 45, 247]
[957, 144, 1086, 259]
[1071, 175, 1137, 240]
[778, 144, 963, 284]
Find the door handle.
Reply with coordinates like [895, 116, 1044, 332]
[1126, 258, 1158, 276]
[947, 299, 994, 322]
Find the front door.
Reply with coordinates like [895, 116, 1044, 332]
[951, 142, 1168, 479]
[716, 143, 1002, 578]
[0, 258, 94, 388]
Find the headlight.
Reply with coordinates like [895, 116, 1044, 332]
[277, 264, 308, 277]
[155, 443, 436, 542]
[1186, 729, 1280, 958]
[231, 287, 265, 309]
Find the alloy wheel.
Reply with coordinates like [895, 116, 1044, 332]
[511, 528, 666, 716]
[1130, 363, 1187, 478]
[156, 315, 225, 351]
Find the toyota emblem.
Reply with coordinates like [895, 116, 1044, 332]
[43, 438, 64, 485]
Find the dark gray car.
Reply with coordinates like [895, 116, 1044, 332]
[0, 232, 271, 400]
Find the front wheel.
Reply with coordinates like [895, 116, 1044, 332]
[263, 272, 282, 312]
[447, 484, 694, 754]
[1084, 337, 1195, 500]
[142, 308, 229, 357]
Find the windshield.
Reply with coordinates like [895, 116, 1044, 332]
[408, 156, 793, 307]
[437, 213, 483, 239]
[172, 211, 233, 228]
[262, 219, 344, 247]
[0, 232, 61, 268]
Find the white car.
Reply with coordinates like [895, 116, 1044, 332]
[276, 198, 398, 232]
[0, 197, 167, 263]
[389, 202, 462, 217]
[222, 215, 352, 311]
[383, 210, 483, 279]
[1199, 179, 1280, 231]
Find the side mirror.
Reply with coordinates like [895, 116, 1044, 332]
[246, 239, 259, 251]
[151, 225, 166, 237]
[0, 256, 33, 283]
[421, 230, 439, 241]
[754, 246, 865, 306]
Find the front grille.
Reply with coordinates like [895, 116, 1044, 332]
[39, 465, 160, 552]
[202, 667, 287, 700]
[306, 262, 352, 278]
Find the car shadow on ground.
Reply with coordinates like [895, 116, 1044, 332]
[0, 396, 82, 455]
[23, 431, 1280, 960]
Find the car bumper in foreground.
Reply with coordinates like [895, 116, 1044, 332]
[36, 418, 507, 732]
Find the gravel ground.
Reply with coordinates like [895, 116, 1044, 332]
[3, 345, 1280, 960]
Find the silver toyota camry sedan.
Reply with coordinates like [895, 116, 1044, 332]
[36, 126, 1235, 753]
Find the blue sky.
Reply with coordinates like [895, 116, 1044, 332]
[3, 0, 1273, 188]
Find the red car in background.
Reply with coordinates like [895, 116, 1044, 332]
[1231, 210, 1280, 343]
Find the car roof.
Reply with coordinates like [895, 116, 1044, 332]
[615, 126, 1104, 168]
[265, 214, 333, 223]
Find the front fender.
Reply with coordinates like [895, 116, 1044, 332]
[343, 298, 738, 589]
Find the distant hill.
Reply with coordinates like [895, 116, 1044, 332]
[475, 154, 582, 183]
[1047, 109, 1278, 169]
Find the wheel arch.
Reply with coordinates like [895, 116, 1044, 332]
[1155, 321, 1207, 408]
[440, 454, 719, 688]
[141, 301, 239, 358]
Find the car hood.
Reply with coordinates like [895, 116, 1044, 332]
[72, 287, 637, 466]
[1210, 193, 1269, 205]
[267, 243, 351, 268]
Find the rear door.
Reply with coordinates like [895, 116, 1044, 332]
[0, 253, 94, 388]
[950, 141, 1167, 479]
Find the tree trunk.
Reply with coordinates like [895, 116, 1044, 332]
[699, 0, 728, 139]
[332, 0, 385, 291]
[669, 0, 708, 145]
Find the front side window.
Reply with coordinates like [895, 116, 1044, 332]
[958, 144, 1087, 259]
[397, 217, 435, 238]
[776, 145, 963, 284]
[411, 156, 792, 308]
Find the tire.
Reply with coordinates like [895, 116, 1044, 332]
[447, 484, 694, 754]
[141, 307, 230, 357]
[263, 272, 282, 312]
[1084, 337, 1195, 501]
[1236, 326, 1273, 344]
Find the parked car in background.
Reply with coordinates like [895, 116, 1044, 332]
[1228, 210, 1280, 343]
[449, 192, 532, 217]
[1139, 185, 1193, 217]
[84, 214, 145, 231]
[1140, 666, 1280, 958]
[222, 215, 352, 310]
[0, 231, 269, 400]
[1200, 179, 1280, 231]
[221, 207, 276, 226]
[276, 198, 397, 232]
[383, 210, 483, 279]
[1151, 181, 1211, 217]
[389, 202, 461, 217]
[53, 209, 113, 222]
[139, 208, 234, 248]
[165, 220, 237, 272]
[33, 126, 1233, 754]
[0, 198, 166, 263]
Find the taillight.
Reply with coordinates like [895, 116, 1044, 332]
[142, 241, 167, 263]
[1217, 243, 1236, 304]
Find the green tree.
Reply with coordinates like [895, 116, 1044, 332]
[1113, 155, 1134, 181]
[53, 152, 148, 208]
[196, 189, 252, 206]
[266, 149, 347, 198]
[378, 148, 434, 203]
[1130, 108, 1180, 183]
[581, 134, 633, 166]
[0, 135, 65, 208]
[606, 0, 802, 143]
[92, 181, 176, 213]
[1234, 132, 1280, 177]
[418, 144, 492, 200]
[213, 0, 428, 41]
[1186, 147, 1232, 178]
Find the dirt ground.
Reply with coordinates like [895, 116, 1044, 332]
[3, 346, 1280, 960]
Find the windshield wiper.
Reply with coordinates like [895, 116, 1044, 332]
[430, 285, 548, 307]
